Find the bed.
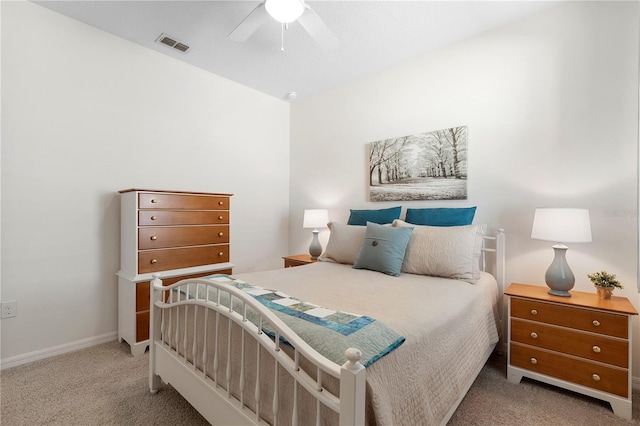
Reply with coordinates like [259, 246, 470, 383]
[149, 220, 505, 426]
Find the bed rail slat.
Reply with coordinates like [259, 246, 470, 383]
[183, 287, 189, 359]
[255, 331, 261, 423]
[241, 304, 248, 407]
[202, 306, 209, 377]
[214, 311, 220, 385]
[226, 297, 233, 398]
[273, 361, 280, 426]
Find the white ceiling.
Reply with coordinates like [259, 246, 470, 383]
[32, 1, 560, 101]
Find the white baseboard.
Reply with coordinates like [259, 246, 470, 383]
[0, 331, 118, 370]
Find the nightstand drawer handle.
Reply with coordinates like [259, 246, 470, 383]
[151, 199, 158, 203]
[218, 252, 225, 257]
[592, 320, 600, 327]
[218, 232, 224, 237]
[530, 332, 538, 339]
[530, 309, 538, 315]
[151, 216, 157, 220]
[150, 236, 157, 241]
[592, 374, 601, 382]
[592, 346, 601, 353]
[530, 357, 537, 365]
[150, 259, 158, 264]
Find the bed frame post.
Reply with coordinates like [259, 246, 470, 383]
[149, 274, 162, 394]
[496, 228, 506, 296]
[339, 348, 366, 426]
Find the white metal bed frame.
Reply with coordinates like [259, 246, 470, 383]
[149, 229, 505, 425]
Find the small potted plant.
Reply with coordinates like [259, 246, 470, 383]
[587, 270, 623, 300]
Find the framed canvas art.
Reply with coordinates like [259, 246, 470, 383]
[369, 126, 468, 201]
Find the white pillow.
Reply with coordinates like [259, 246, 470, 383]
[318, 222, 366, 265]
[393, 219, 487, 283]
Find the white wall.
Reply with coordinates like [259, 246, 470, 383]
[1, 1, 290, 361]
[290, 2, 640, 373]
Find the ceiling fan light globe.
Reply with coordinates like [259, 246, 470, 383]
[265, 0, 305, 23]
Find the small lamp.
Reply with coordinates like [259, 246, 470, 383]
[303, 209, 329, 260]
[531, 208, 592, 297]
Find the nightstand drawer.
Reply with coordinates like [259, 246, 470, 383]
[138, 225, 229, 249]
[511, 298, 627, 338]
[139, 193, 229, 210]
[510, 342, 628, 397]
[511, 318, 628, 368]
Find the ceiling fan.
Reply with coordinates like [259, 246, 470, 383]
[228, 0, 339, 51]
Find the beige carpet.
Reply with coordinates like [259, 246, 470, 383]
[1, 340, 638, 425]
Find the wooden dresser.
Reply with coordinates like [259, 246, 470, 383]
[117, 189, 233, 356]
[505, 283, 637, 419]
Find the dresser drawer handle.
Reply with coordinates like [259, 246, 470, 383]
[218, 201, 224, 205]
[593, 320, 600, 327]
[592, 346, 601, 353]
[150, 236, 157, 241]
[530, 332, 538, 339]
[530, 357, 538, 365]
[592, 374, 601, 382]
[150, 259, 158, 264]
[151, 199, 158, 203]
[530, 309, 538, 315]
[218, 232, 224, 237]
[218, 252, 225, 257]
[151, 216, 157, 221]
[218, 215, 224, 220]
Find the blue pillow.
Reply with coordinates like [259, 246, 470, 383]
[405, 207, 476, 227]
[353, 222, 413, 276]
[347, 206, 402, 226]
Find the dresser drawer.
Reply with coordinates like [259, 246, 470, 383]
[511, 318, 628, 368]
[139, 193, 229, 210]
[138, 245, 230, 274]
[511, 298, 627, 338]
[138, 225, 230, 249]
[139, 210, 230, 226]
[510, 342, 628, 397]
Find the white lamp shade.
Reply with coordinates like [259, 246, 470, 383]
[265, 0, 305, 23]
[303, 209, 329, 229]
[531, 208, 592, 243]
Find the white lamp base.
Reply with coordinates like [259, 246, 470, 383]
[545, 244, 575, 297]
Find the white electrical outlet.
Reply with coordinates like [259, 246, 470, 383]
[1, 301, 17, 319]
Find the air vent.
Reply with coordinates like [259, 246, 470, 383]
[155, 33, 190, 53]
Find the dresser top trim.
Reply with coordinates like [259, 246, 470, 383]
[506, 283, 638, 315]
[119, 188, 233, 196]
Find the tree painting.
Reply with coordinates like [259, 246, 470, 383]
[369, 126, 468, 201]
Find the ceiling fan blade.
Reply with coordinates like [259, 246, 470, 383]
[228, 2, 269, 42]
[297, 6, 339, 50]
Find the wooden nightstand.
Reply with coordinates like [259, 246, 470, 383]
[282, 254, 317, 268]
[505, 283, 637, 419]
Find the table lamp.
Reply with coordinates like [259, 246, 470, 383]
[303, 209, 329, 260]
[531, 208, 592, 297]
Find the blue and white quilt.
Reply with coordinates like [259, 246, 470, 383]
[199, 274, 405, 368]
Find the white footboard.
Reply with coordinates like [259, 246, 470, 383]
[149, 275, 366, 426]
